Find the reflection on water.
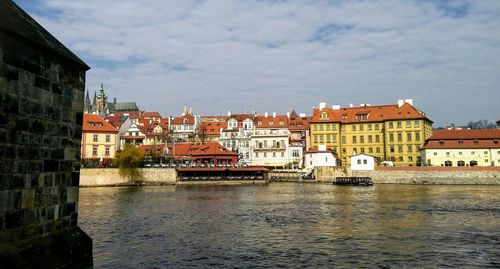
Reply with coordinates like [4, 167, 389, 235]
[78, 184, 500, 268]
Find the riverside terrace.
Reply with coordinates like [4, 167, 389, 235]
[176, 167, 268, 182]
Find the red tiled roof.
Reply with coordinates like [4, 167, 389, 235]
[429, 129, 500, 140]
[305, 146, 340, 159]
[143, 112, 162, 118]
[200, 121, 226, 135]
[83, 114, 118, 133]
[230, 114, 255, 121]
[422, 129, 500, 149]
[310, 103, 431, 123]
[104, 114, 124, 129]
[172, 114, 195, 125]
[255, 115, 289, 128]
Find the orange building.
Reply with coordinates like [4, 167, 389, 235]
[81, 114, 119, 163]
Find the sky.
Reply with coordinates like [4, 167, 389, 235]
[14, 0, 500, 127]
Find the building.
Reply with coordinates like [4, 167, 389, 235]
[199, 118, 227, 142]
[219, 112, 255, 164]
[251, 113, 293, 167]
[351, 154, 376, 171]
[84, 83, 139, 116]
[169, 105, 200, 142]
[81, 114, 119, 162]
[104, 113, 133, 150]
[304, 145, 339, 169]
[309, 99, 433, 166]
[421, 129, 500, 167]
[121, 122, 146, 146]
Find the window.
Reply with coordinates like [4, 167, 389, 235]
[407, 145, 412, 152]
[446, 152, 450, 156]
[434, 152, 437, 156]
[415, 132, 421, 141]
[398, 146, 403, 153]
[389, 133, 394, 142]
[246, 152, 249, 159]
[408, 156, 413, 161]
[445, 161, 452, 167]
[342, 136, 346, 143]
[325, 124, 330, 131]
[319, 125, 324, 131]
[269, 121, 273, 125]
[360, 136, 364, 143]
[457, 160, 465, 166]
[397, 121, 402, 128]
[321, 112, 328, 119]
[375, 135, 380, 143]
[93, 134, 98, 142]
[376, 147, 380, 153]
[360, 148, 365, 153]
[363, 159, 367, 164]
[342, 148, 346, 153]
[407, 132, 412, 141]
[332, 124, 337, 131]
[390, 146, 395, 153]
[397, 133, 402, 142]
[352, 125, 356, 131]
[416, 146, 420, 151]
[375, 124, 379, 130]
[255, 152, 259, 157]
[319, 135, 324, 143]
[368, 147, 373, 153]
[341, 125, 346, 131]
[484, 151, 488, 155]
[356, 114, 368, 120]
[357, 159, 361, 164]
[106, 135, 111, 142]
[313, 135, 318, 143]
[313, 125, 318, 131]
[280, 152, 285, 157]
[332, 135, 337, 143]
[326, 135, 331, 143]
[368, 135, 373, 143]
[367, 124, 372, 131]
[398, 157, 403, 161]
[359, 125, 364, 131]
[273, 152, 276, 157]
[263, 152, 267, 157]
[352, 136, 357, 143]
[92, 146, 98, 156]
[389, 122, 394, 129]
[414, 120, 420, 127]
[105, 147, 110, 156]
[406, 121, 411, 128]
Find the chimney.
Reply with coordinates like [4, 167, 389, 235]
[404, 99, 414, 106]
[319, 102, 326, 110]
[272, 112, 276, 118]
[286, 112, 290, 118]
[264, 112, 268, 117]
[227, 110, 231, 117]
[349, 103, 353, 108]
[332, 105, 340, 110]
[397, 99, 404, 108]
[299, 113, 306, 117]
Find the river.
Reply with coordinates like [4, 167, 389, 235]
[78, 184, 500, 268]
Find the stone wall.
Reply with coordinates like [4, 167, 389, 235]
[0, 1, 92, 267]
[80, 168, 177, 186]
[353, 167, 500, 184]
[314, 166, 351, 182]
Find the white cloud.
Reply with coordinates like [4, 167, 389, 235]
[17, 0, 500, 126]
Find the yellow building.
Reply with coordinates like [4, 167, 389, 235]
[81, 114, 118, 162]
[421, 129, 500, 166]
[309, 100, 433, 166]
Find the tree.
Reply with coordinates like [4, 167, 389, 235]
[115, 144, 144, 182]
[466, 120, 497, 129]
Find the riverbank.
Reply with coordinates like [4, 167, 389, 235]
[79, 166, 500, 187]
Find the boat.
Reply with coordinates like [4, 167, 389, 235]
[333, 177, 373, 186]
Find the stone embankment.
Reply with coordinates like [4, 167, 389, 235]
[353, 167, 500, 185]
[80, 168, 177, 187]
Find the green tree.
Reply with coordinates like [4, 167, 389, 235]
[115, 144, 144, 182]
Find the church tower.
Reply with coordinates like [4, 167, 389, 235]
[94, 82, 108, 116]
[83, 89, 91, 113]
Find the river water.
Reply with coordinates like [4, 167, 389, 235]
[78, 184, 500, 268]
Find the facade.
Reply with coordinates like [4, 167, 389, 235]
[104, 113, 133, 150]
[304, 145, 339, 169]
[219, 113, 255, 164]
[0, 2, 92, 266]
[251, 116, 291, 167]
[121, 122, 146, 146]
[351, 154, 376, 171]
[421, 129, 500, 167]
[309, 100, 433, 166]
[81, 114, 119, 161]
[169, 106, 199, 142]
[140, 142, 238, 165]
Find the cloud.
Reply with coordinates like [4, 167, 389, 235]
[15, 0, 500, 126]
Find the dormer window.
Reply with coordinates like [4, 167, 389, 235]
[458, 140, 464, 144]
[258, 121, 262, 125]
[356, 114, 368, 120]
[341, 114, 347, 120]
[269, 121, 273, 125]
[321, 112, 328, 119]
[279, 121, 284, 125]
[473, 140, 479, 145]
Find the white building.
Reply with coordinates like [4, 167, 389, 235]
[219, 113, 255, 165]
[351, 154, 376, 171]
[169, 106, 200, 142]
[304, 145, 339, 169]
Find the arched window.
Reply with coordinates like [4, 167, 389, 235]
[470, 160, 478, 166]
[457, 161, 465, 166]
[444, 161, 452, 166]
